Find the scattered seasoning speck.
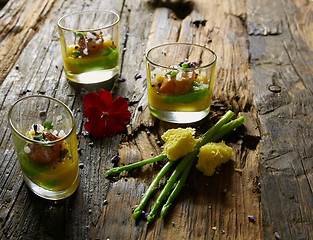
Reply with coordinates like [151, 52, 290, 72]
[145, 128, 151, 136]
[111, 155, 120, 163]
[172, 222, 175, 226]
[223, 188, 227, 194]
[248, 215, 255, 222]
[118, 77, 126, 82]
[212, 227, 217, 231]
[157, 160, 166, 167]
[141, 210, 148, 218]
[103, 200, 108, 205]
[235, 168, 242, 173]
[15, 65, 19, 70]
[39, 110, 46, 117]
[274, 232, 281, 240]
[151, 152, 154, 156]
[137, 105, 143, 111]
[82, 131, 89, 137]
[88, 209, 92, 214]
[77, 148, 82, 154]
[89, 142, 94, 147]
[79, 163, 85, 169]
[156, 141, 161, 145]
[134, 73, 142, 80]
[131, 205, 138, 211]
[80, 88, 89, 98]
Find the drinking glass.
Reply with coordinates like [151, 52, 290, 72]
[146, 43, 217, 123]
[8, 95, 79, 200]
[58, 10, 120, 90]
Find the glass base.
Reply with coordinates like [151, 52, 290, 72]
[23, 173, 80, 200]
[65, 67, 119, 91]
[148, 105, 211, 123]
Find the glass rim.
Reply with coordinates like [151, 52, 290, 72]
[57, 9, 120, 32]
[8, 95, 76, 145]
[146, 42, 217, 70]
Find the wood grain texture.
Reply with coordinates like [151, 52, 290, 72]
[0, 0, 312, 239]
[248, 0, 313, 239]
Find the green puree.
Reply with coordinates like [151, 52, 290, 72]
[67, 47, 119, 74]
[18, 153, 60, 190]
[18, 153, 50, 177]
[161, 81, 209, 104]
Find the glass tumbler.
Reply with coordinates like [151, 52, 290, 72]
[146, 43, 217, 123]
[58, 10, 120, 90]
[8, 95, 79, 200]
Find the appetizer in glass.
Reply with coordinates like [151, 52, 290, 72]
[146, 43, 217, 123]
[8, 95, 79, 200]
[58, 10, 120, 89]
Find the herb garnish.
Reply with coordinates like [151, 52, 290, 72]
[76, 32, 84, 38]
[170, 71, 177, 77]
[43, 122, 54, 130]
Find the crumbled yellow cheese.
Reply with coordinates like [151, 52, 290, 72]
[161, 128, 200, 161]
[196, 141, 234, 176]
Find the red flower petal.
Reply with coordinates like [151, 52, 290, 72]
[109, 97, 129, 113]
[83, 92, 104, 117]
[98, 89, 112, 111]
[84, 118, 107, 138]
[82, 89, 131, 138]
[83, 106, 103, 120]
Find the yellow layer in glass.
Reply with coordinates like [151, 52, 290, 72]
[147, 74, 212, 111]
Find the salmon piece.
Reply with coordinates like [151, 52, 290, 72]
[174, 77, 193, 94]
[28, 142, 63, 164]
[158, 72, 193, 95]
[78, 32, 104, 56]
[158, 77, 176, 94]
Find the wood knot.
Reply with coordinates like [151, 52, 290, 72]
[153, 0, 194, 19]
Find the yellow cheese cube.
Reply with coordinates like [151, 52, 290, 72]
[196, 141, 234, 176]
[161, 128, 200, 161]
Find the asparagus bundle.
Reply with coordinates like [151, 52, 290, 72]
[105, 110, 245, 223]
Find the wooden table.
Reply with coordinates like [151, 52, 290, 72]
[1, 0, 312, 239]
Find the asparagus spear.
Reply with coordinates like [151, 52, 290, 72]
[104, 110, 245, 222]
[105, 154, 166, 175]
[160, 158, 193, 218]
[146, 111, 234, 223]
[132, 160, 176, 220]
[159, 115, 246, 218]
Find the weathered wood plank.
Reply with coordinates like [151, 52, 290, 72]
[248, 0, 313, 239]
[0, 0, 59, 85]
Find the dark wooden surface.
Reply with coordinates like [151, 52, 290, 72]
[0, 0, 312, 239]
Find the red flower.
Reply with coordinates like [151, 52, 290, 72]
[83, 89, 131, 138]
